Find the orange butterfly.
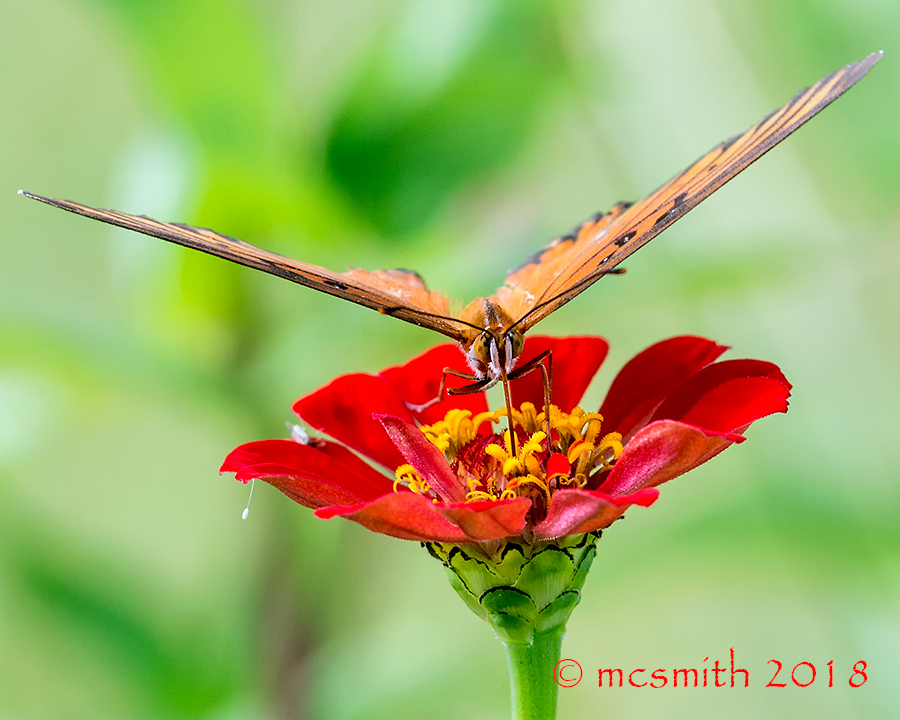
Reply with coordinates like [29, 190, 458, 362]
[22, 52, 881, 402]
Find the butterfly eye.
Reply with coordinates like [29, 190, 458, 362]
[507, 331, 524, 362]
[473, 333, 494, 364]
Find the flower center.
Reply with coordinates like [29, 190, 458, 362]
[393, 402, 623, 512]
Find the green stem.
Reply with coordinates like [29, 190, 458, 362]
[504, 629, 563, 720]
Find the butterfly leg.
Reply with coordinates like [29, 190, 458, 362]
[498, 360, 519, 456]
[405, 368, 492, 414]
[507, 349, 553, 445]
[447, 376, 495, 395]
[406, 364, 523, 451]
[426, 365, 521, 454]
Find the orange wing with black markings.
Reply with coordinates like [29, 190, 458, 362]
[21, 52, 881, 359]
[18, 192, 470, 342]
[494, 51, 882, 334]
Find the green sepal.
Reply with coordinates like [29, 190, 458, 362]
[535, 590, 579, 634]
[425, 531, 600, 644]
[481, 587, 537, 617]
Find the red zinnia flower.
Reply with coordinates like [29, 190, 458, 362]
[222, 336, 790, 543]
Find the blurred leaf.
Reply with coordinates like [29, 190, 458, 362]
[325, 0, 569, 235]
[4, 1, 900, 718]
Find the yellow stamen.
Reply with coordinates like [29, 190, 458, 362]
[557, 472, 588, 489]
[472, 410, 500, 433]
[578, 412, 605, 442]
[595, 432, 624, 460]
[524, 453, 542, 476]
[522, 431, 546, 455]
[511, 474, 552, 504]
[503, 428, 515, 457]
[430, 434, 451, 455]
[399, 401, 626, 509]
[485, 443, 509, 463]
[567, 440, 594, 464]
[502, 457, 523, 476]
[518, 402, 539, 432]
[394, 463, 430, 495]
[420, 408, 505, 460]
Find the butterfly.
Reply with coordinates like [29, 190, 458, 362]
[22, 52, 881, 403]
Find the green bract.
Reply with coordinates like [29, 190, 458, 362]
[425, 531, 600, 645]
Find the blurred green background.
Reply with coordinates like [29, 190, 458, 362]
[2, 1, 898, 718]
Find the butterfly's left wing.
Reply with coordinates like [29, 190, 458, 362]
[495, 51, 882, 332]
[20, 192, 470, 342]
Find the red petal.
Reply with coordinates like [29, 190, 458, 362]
[652, 359, 791, 432]
[293, 374, 413, 470]
[532, 487, 659, 540]
[220, 439, 391, 508]
[510, 336, 609, 412]
[599, 419, 738, 496]
[313, 441, 397, 493]
[377, 414, 465, 503]
[438, 497, 531, 540]
[316, 493, 532, 542]
[379, 344, 488, 425]
[599, 336, 728, 440]
[314, 493, 472, 542]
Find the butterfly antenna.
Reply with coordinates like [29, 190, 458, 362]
[503, 273, 602, 337]
[380, 307, 485, 335]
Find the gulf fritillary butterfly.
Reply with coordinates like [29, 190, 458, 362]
[22, 52, 880, 400]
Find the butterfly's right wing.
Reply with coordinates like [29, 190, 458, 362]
[494, 51, 882, 333]
[21, 192, 469, 342]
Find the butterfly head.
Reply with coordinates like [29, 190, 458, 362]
[461, 299, 524, 381]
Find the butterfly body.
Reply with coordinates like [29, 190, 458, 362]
[21, 52, 882, 385]
[457, 298, 524, 381]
